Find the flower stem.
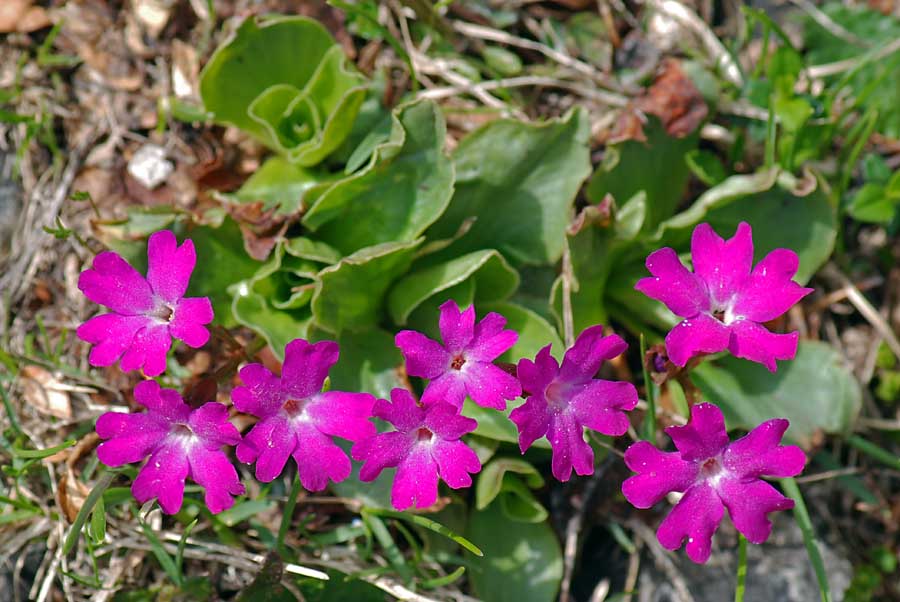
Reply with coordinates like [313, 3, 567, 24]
[639, 333, 657, 440]
[734, 533, 748, 602]
[276, 470, 304, 556]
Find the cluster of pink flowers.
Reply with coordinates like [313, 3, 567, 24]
[81, 222, 810, 564]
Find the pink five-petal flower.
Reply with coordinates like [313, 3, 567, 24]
[77, 230, 214, 377]
[634, 222, 813, 372]
[621, 402, 806, 563]
[232, 338, 376, 491]
[509, 325, 638, 482]
[351, 388, 481, 511]
[96, 380, 245, 514]
[395, 300, 521, 410]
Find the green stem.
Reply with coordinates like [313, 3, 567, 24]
[734, 534, 748, 602]
[276, 471, 304, 556]
[639, 333, 657, 440]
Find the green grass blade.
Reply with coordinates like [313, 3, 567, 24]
[780, 477, 831, 602]
[63, 471, 114, 555]
[367, 508, 483, 557]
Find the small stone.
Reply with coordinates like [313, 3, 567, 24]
[127, 144, 174, 190]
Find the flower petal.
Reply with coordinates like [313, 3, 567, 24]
[292, 422, 352, 491]
[516, 345, 558, 396]
[547, 411, 593, 482]
[462, 361, 520, 410]
[509, 396, 551, 453]
[724, 419, 806, 479]
[691, 222, 753, 307]
[396, 330, 450, 379]
[188, 445, 245, 514]
[622, 441, 697, 508]
[635, 248, 709, 318]
[467, 312, 518, 362]
[77, 313, 151, 367]
[352, 431, 411, 481]
[233, 363, 284, 418]
[78, 251, 153, 315]
[727, 319, 799, 372]
[133, 380, 191, 423]
[656, 483, 724, 563]
[420, 372, 468, 409]
[732, 249, 813, 322]
[132, 442, 189, 514]
[119, 324, 172, 377]
[169, 297, 213, 348]
[237, 415, 294, 482]
[424, 402, 477, 440]
[306, 391, 376, 442]
[665, 403, 729, 462]
[392, 444, 439, 510]
[188, 402, 242, 447]
[559, 326, 627, 384]
[664, 313, 730, 367]
[571, 380, 638, 437]
[432, 439, 481, 489]
[718, 478, 794, 544]
[281, 339, 338, 400]
[96, 412, 168, 466]
[146, 231, 196, 304]
[373, 389, 426, 434]
[438, 299, 475, 352]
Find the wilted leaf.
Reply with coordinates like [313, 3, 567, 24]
[635, 58, 709, 138]
[691, 341, 862, 447]
[427, 108, 591, 265]
[21, 365, 72, 419]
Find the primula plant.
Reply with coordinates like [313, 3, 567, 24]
[8, 3, 899, 601]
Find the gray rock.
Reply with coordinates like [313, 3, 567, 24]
[637, 514, 852, 602]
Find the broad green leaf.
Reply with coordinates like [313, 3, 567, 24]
[296, 569, 386, 602]
[324, 329, 404, 399]
[691, 341, 861, 447]
[303, 100, 454, 254]
[311, 239, 421, 333]
[200, 17, 367, 165]
[232, 289, 311, 359]
[236, 553, 298, 602]
[427, 108, 591, 265]
[686, 149, 727, 186]
[499, 474, 549, 523]
[702, 180, 836, 284]
[587, 116, 698, 232]
[481, 46, 523, 76]
[464, 399, 551, 449]
[387, 250, 519, 325]
[220, 156, 332, 215]
[483, 301, 563, 363]
[466, 502, 562, 602]
[476, 457, 547, 522]
[847, 183, 897, 224]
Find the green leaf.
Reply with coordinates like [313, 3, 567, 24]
[466, 502, 562, 602]
[463, 398, 550, 449]
[311, 239, 421, 333]
[847, 183, 897, 224]
[236, 553, 298, 602]
[702, 179, 836, 284]
[475, 457, 547, 523]
[323, 329, 404, 399]
[200, 16, 367, 165]
[780, 478, 832, 602]
[232, 288, 311, 359]
[302, 100, 454, 254]
[221, 156, 333, 215]
[587, 116, 698, 232]
[63, 472, 115, 556]
[483, 301, 563, 363]
[685, 149, 727, 186]
[691, 341, 861, 447]
[387, 250, 519, 325]
[12, 438, 75, 458]
[367, 508, 483, 556]
[427, 108, 591, 265]
[481, 46, 523, 76]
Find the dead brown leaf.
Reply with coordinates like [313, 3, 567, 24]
[635, 58, 708, 138]
[21, 365, 73, 419]
[0, 0, 50, 33]
[58, 467, 91, 523]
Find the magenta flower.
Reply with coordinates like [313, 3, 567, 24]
[510, 326, 638, 482]
[96, 380, 245, 514]
[395, 300, 520, 410]
[622, 403, 806, 563]
[233, 338, 376, 491]
[635, 222, 813, 371]
[351, 388, 481, 510]
[77, 230, 214, 377]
